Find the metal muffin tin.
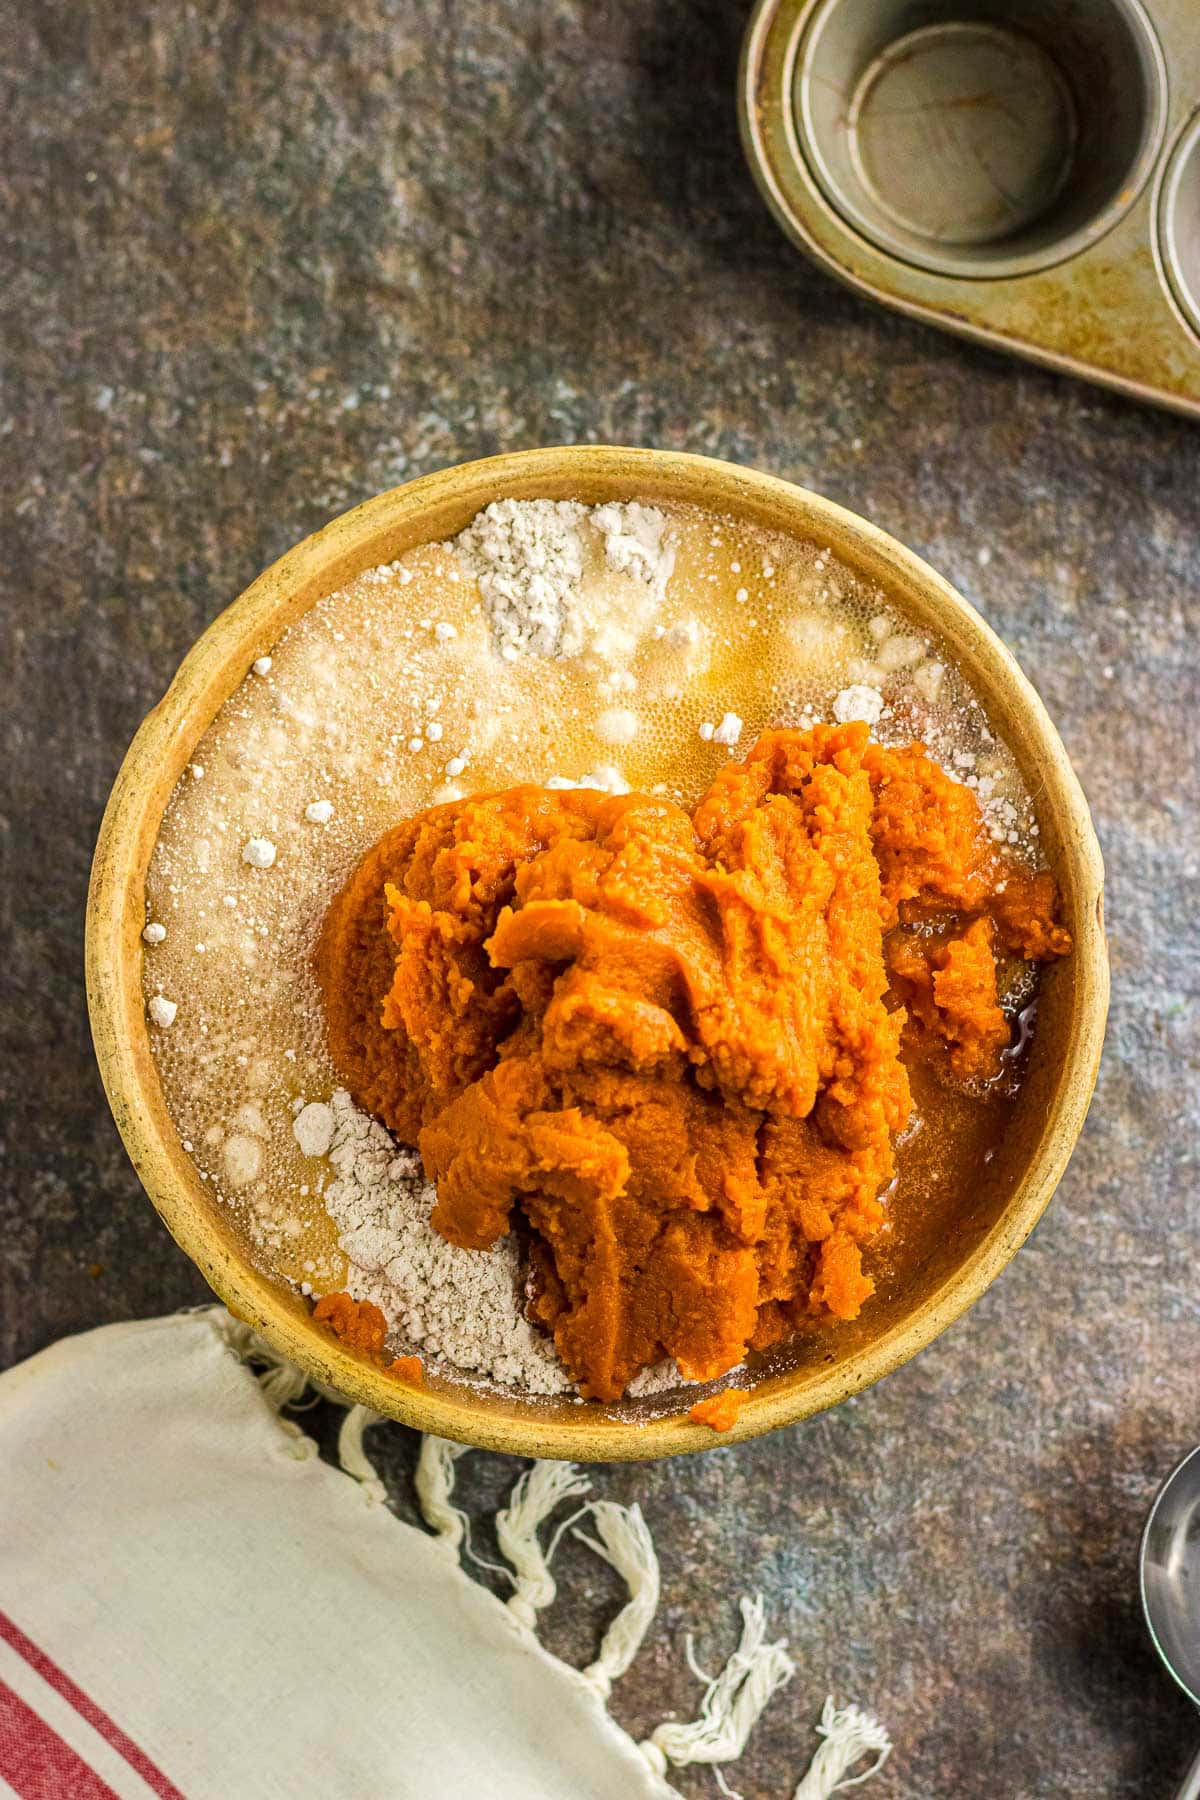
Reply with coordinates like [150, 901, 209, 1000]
[740, 0, 1200, 417]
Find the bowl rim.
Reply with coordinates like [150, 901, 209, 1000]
[86, 445, 1108, 1461]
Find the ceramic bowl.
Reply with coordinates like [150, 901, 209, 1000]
[87, 446, 1108, 1460]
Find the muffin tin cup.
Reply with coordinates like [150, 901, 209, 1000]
[742, 0, 1200, 412]
[1158, 109, 1200, 338]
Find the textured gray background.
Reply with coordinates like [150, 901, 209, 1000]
[2, 4, 1199, 1795]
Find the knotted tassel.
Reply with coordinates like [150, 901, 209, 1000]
[640, 1595, 794, 1778]
[792, 1697, 891, 1797]
[216, 1313, 318, 1459]
[414, 1436, 471, 1553]
[495, 1460, 591, 1630]
[335, 1404, 388, 1505]
[574, 1502, 660, 1700]
[219, 1314, 312, 1412]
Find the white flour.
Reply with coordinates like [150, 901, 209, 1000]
[321, 1090, 569, 1395]
[625, 1359, 693, 1398]
[591, 501, 675, 597]
[833, 684, 884, 728]
[456, 499, 587, 660]
[455, 497, 674, 665]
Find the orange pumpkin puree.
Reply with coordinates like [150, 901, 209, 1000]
[313, 1294, 424, 1384]
[313, 1290, 389, 1359]
[690, 1389, 750, 1433]
[316, 724, 1069, 1402]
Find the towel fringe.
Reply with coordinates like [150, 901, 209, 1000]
[414, 1436, 471, 1551]
[792, 1697, 892, 1797]
[215, 1313, 890, 1794]
[495, 1460, 591, 1630]
[275, 1416, 320, 1460]
[219, 1314, 313, 1413]
[573, 1502, 660, 1699]
[336, 1405, 389, 1505]
[641, 1594, 794, 1774]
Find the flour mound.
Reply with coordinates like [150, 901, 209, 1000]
[454, 497, 674, 665]
[591, 500, 675, 598]
[456, 499, 588, 660]
[321, 1090, 569, 1395]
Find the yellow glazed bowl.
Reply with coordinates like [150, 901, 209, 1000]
[87, 447, 1108, 1460]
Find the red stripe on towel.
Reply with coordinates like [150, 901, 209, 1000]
[0, 1613, 185, 1799]
[0, 1677, 122, 1798]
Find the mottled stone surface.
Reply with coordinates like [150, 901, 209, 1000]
[2, 3, 1198, 1795]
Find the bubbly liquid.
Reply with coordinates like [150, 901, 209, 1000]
[144, 500, 1041, 1354]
